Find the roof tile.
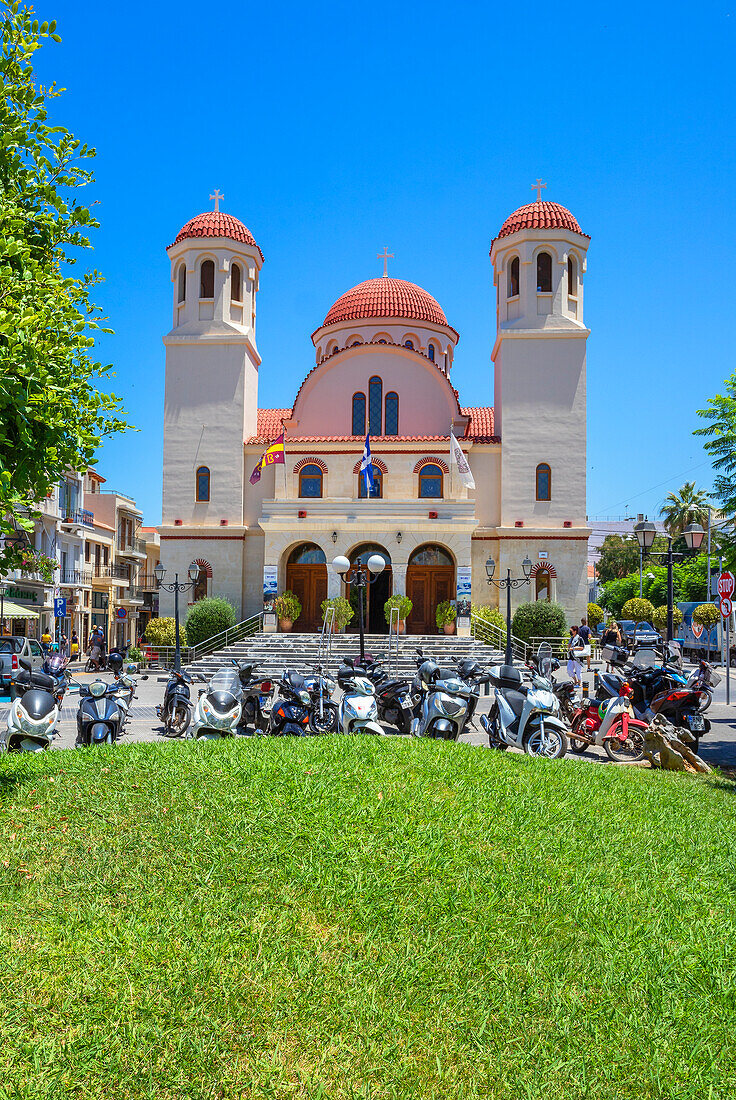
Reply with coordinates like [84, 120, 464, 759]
[494, 201, 588, 242]
[170, 211, 264, 260]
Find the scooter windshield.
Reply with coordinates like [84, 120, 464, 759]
[208, 669, 242, 699]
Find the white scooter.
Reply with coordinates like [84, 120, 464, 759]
[337, 659, 385, 735]
[480, 646, 569, 758]
[1, 657, 66, 752]
[189, 666, 243, 740]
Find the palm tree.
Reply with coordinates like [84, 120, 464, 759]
[659, 482, 710, 538]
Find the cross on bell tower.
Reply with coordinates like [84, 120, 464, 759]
[377, 246, 394, 278]
[210, 189, 224, 212]
[532, 179, 547, 202]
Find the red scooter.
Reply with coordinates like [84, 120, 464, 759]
[569, 682, 649, 761]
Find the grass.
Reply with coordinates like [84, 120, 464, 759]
[0, 738, 735, 1099]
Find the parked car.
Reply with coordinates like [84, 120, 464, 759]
[617, 620, 661, 649]
[0, 636, 46, 692]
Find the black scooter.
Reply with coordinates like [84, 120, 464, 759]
[157, 668, 194, 736]
[76, 678, 131, 747]
[358, 654, 420, 734]
[269, 670, 314, 736]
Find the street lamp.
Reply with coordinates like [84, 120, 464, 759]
[154, 561, 201, 670]
[485, 555, 533, 665]
[634, 521, 705, 643]
[331, 553, 385, 664]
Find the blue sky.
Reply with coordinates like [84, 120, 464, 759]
[34, 0, 736, 525]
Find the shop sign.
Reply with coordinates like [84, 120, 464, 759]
[3, 586, 39, 604]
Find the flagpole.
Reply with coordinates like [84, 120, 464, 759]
[281, 420, 287, 500]
[449, 422, 453, 500]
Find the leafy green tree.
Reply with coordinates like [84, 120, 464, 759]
[511, 601, 567, 645]
[596, 535, 641, 584]
[599, 575, 639, 618]
[587, 603, 604, 629]
[144, 619, 185, 647]
[659, 482, 710, 538]
[0, 3, 127, 575]
[693, 603, 720, 630]
[695, 373, 736, 563]
[652, 605, 683, 633]
[621, 598, 656, 626]
[185, 597, 236, 646]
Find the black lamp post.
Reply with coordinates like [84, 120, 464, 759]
[485, 555, 533, 665]
[154, 561, 201, 670]
[331, 553, 386, 664]
[634, 521, 705, 642]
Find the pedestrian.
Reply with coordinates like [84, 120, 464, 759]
[71, 630, 79, 658]
[601, 620, 622, 672]
[59, 632, 68, 657]
[566, 625, 585, 688]
[578, 616, 592, 671]
[40, 627, 52, 654]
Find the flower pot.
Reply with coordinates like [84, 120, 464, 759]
[397, 620, 406, 635]
[279, 618, 293, 632]
[443, 622, 456, 635]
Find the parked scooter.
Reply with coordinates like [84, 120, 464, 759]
[269, 670, 314, 736]
[357, 654, 419, 734]
[337, 658, 384, 735]
[1, 656, 67, 752]
[75, 677, 133, 747]
[569, 681, 649, 761]
[303, 665, 338, 733]
[480, 645, 569, 758]
[411, 656, 483, 741]
[189, 665, 244, 740]
[157, 668, 194, 736]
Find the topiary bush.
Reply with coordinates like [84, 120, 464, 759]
[143, 618, 185, 647]
[652, 604, 684, 632]
[273, 591, 301, 623]
[511, 601, 567, 645]
[185, 597, 237, 646]
[693, 603, 721, 629]
[621, 598, 656, 626]
[587, 603, 605, 629]
[321, 596, 354, 629]
[472, 604, 507, 639]
[384, 594, 412, 624]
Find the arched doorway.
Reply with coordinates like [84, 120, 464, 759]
[346, 544, 392, 634]
[406, 545, 455, 634]
[530, 562, 557, 603]
[285, 543, 327, 632]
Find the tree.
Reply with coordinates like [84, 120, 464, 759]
[185, 597, 236, 646]
[599, 574, 639, 618]
[0, 3, 127, 575]
[621, 598, 656, 627]
[695, 372, 736, 562]
[511, 601, 567, 645]
[596, 535, 641, 584]
[587, 603, 604, 629]
[144, 618, 185, 647]
[659, 482, 710, 538]
[652, 605, 683, 632]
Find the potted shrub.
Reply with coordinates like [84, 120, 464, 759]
[185, 597, 236, 646]
[320, 596, 354, 632]
[436, 600, 457, 635]
[383, 594, 412, 634]
[273, 590, 301, 632]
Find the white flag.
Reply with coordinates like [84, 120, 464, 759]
[450, 430, 475, 490]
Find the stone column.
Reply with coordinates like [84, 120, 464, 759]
[391, 563, 408, 596]
[327, 568, 342, 599]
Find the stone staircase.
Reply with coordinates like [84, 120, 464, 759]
[184, 631, 504, 681]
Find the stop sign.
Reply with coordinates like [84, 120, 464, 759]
[719, 572, 735, 600]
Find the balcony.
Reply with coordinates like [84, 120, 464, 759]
[91, 564, 131, 581]
[119, 586, 144, 603]
[60, 509, 95, 529]
[59, 569, 93, 586]
[117, 535, 146, 557]
[137, 573, 159, 591]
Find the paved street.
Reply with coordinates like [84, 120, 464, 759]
[2, 657, 736, 765]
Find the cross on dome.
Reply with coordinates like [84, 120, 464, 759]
[209, 189, 224, 212]
[532, 179, 547, 202]
[377, 246, 394, 278]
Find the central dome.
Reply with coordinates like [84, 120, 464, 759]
[322, 277, 449, 329]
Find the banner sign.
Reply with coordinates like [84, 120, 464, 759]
[263, 565, 278, 614]
[456, 567, 471, 625]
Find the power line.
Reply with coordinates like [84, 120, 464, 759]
[596, 459, 712, 514]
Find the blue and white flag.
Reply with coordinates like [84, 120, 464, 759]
[360, 434, 374, 495]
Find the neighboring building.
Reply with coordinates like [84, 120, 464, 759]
[137, 528, 160, 639]
[83, 473, 146, 649]
[159, 194, 591, 632]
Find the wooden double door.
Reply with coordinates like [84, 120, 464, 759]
[285, 564, 327, 632]
[406, 565, 455, 634]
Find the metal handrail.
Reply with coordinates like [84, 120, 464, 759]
[470, 612, 528, 662]
[145, 613, 264, 668]
[318, 605, 336, 673]
[387, 606, 400, 677]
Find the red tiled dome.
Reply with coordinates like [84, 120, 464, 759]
[495, 201, 587, 241]
[170, 211, 263, 260]
[322, 277, 450, 329]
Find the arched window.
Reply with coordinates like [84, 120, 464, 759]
[419, 462, 443, 498]
[567, 255, 576, 296]
[536, 463, 551, 501]
[177, 263, 186, 304]
[200, 259, 215, 299]
[536, 252, 552, 293]
[231, 262, 242, 302]
[384, 392, 399, 436]
[369, 376, 382, 436]
[507, 256, 520, 298]
[377, 338, 387, 344]
[352, 393, 366, 436]
[359, 464, 383, 498]
[299, 463, 323, 498]
[288, 543, 326, 565]
[535, 569, 551, 602]
[328, 342, 339, 356]
[195, 466, 210, 502]
[404, 339, 414, 349]
[350, 341, 360, 347]
[427, 343, 435, 362]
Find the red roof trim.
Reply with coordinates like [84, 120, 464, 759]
[170, 211, 264, 261]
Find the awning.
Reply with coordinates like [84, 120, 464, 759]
[0, 599, 39, 620]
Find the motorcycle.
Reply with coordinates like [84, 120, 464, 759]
[269, 670, 314, 736]
[157, 668, 194, 736]
[1, 656, 68, 752]
[569, 681, 649, 761]
[410, 656, 483, 741]
[303, 665, 338, 733]
[189, 665, 245, 740]
[337, 659, 384, 735]
[480, 645, 569, 758]
[75, 677, 133, 747]
[356, 654, 419, 734]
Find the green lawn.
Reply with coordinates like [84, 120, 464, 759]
[1, 738, 735, 1099]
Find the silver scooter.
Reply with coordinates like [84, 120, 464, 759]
[410, 657, 479, 741]
[480, 645, 569, 758]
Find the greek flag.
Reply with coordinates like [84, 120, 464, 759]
[360, 434, 374, 495]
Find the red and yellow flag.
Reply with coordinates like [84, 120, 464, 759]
[250, 432, 285, 484]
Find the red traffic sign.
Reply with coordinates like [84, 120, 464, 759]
[718, 572, 735, 600]
[721, 597, 732, 619]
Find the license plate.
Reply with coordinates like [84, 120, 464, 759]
[400, 697, 412, 709]
[686, 714, 705, 731]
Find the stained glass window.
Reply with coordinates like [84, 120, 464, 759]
[418, 463, 443, 498]
[352, 393, 366, 436]
[369, 376, 382, 436]
[359, 465, 383, 498]
[196, 466, 210, 502]
[536, 463, 551, 501]
[299, 464, 323, 498]
[385, 392, 398, 436]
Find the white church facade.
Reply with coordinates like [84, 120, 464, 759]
[159, 194, 591, 633]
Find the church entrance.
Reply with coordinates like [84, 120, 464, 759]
[346, 544, 392, 635]
[285, 544, 327, 632]
[406, 545, 455, 635]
